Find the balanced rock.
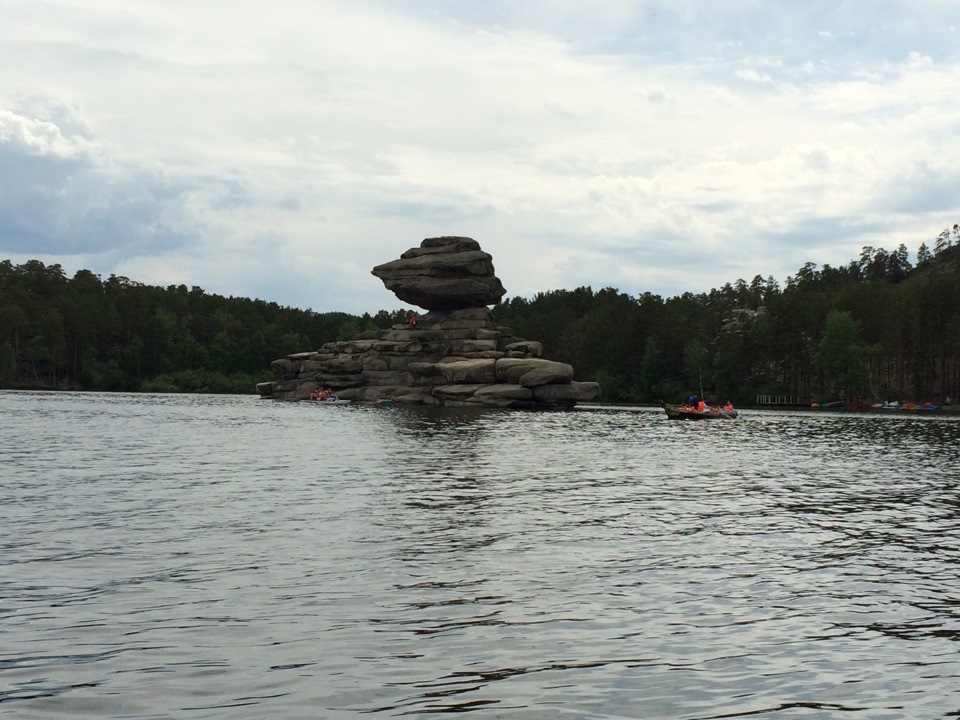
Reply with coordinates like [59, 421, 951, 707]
[371, 236, 506, 311]
[258, 237, 601, 408]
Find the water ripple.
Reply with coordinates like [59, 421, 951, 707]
[3, 393, 960, 718]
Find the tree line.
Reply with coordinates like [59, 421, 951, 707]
[0, 260, 407, 393]
[492, 225, 960, 405]
[2, 223, 959, 402]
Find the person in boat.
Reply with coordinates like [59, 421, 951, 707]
[309, 388, 319, 400]
[723, 400, 734, 413]
[696, 398, 706, 412]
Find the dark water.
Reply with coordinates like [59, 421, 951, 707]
[3, 391, 960, 719]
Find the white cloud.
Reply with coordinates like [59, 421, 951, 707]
[735, 68, 773, 84]
[0, 98, 199, 258]
[1, 1, 959, 312]
[0, 105, 94, 159]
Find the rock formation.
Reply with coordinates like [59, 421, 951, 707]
[256, 236, 601, 408]
[371, 236, 506, 310]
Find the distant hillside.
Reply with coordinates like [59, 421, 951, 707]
[0, 260, 407, 393]
[3, 227, 959, 401]
[908, 243, 960, 282]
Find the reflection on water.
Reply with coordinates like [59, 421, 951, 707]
[2, 392, 960, 718]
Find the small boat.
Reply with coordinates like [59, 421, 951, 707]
[373, 397, 396, 407]
[305, 398, 352, 405]
[662, 403, 738, 420]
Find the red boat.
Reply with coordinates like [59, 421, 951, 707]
[662, 403, 738, 420]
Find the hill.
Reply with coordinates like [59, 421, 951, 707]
[2, 226, 959, 401]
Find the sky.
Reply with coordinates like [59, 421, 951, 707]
[2, 1, 960, 314]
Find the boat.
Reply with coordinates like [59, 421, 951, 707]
[373, 397, 396, 407]
[305, 398, 352, 405]
[904, 402, 940, 412]
[662, 403, 738, 420]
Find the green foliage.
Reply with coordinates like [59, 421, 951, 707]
[0, 260, 407, 394]
[683, 339, 708, 392]
[637, 338, 663, 401]
[494, 231, 960, 404]
[336, 319, 362, 341]
[814, 310, 869, 400]
[0, 341, 15, 388]
[5, 227, 960, 401]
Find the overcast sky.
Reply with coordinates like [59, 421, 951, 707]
[2, 1, 959, 314]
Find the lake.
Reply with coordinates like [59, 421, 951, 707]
[3, 391, 960, 719]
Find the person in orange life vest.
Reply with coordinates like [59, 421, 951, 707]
[723, 400, 734, 413]
[697, 399, 706, 412]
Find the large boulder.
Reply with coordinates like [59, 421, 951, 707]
[473, 384, 533, 408]
[495, 358, 575, 387]
[259, 235, 602, 407]
[371, 236, 507, 311]
[532, 381, 602, 404]
[437, 359, 498, 384]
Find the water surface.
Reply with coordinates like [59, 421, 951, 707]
[3, 392, 960, 718]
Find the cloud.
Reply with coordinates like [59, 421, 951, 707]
[735, 68, 773, 84]
[1, 1, 959, 314]
[0, 97, 194, 257]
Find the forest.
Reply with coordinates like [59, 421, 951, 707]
[2, 223, 959, 404]
[0, 261, 408, 394]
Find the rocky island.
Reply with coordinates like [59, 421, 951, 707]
[256, 236, 601, 408]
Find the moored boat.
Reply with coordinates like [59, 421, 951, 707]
[906, 402, 940, 412]
[662, 403, 738, 420]
[306, 386, 350, 404]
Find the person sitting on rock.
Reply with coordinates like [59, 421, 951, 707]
[409, 312, 418, 329]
